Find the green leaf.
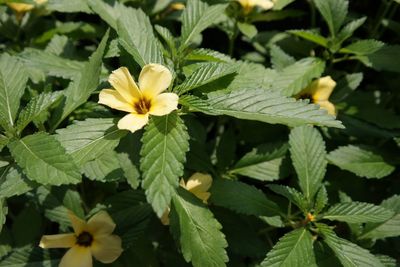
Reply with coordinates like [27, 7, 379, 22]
[16, 92, 62, 133]
[261, 228, 316, 267]
[186, 48, 232, 62]
[366, 45, 400, 72]
[317, 223, 385, 267]
[51, 30, 108, 129]
[170, 188, 228, 267]
[0, 134, 8, 152]
[230, 142, 288, 181]
[314, 186, 328, 214]
[210, 179, 280, 217]
[205, 89, 344, 128]
[0, 166, 34, 199]
[322, 202, 394, 223]
[0, 54, 27, 128]
[269, 57, 326, 96]
[327, 145, 395, 179]
[155, 25, 177, 55]
[335, 17, 367, 45]
[268, 184, 308, 212]
[176, 63, 237, 94]
[0, 199, 7, 233]
[0, 245, 60, 267]
[339, 40, 385, 55]
[179, 95, 218, 115]
[313, 0, 348, 36]
[47, 0, 92, 13]
[56, 118, 126, 167]
[140, 112, 189, 217]
[376, 255, 397, 267]
[237, 22, 258, 39]
[117, 7, 164, 66]
[273, 0, 296, 10]
[8, 132, 81, 185]
[289, 30, 328, 47]
[18, 49, 84, 80]
[180, 0, 227, 51]
[88, 0, 120, 30]
[330, 73, 363, 102]
[289, 126, 327, 200]
[270, 44, 296, 71]
[82, 151, 123, 182]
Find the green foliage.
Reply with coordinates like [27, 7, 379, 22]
[313, 0, 348, 36]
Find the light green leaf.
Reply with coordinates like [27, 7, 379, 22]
[261, 228, 316, 267]
[268, 184, 308, 212]
[8, 133, 81, 185]
[179, 95, 217, 115]
[330, 73, 363, 102]
[289, 126, 327, 200]
[140, 112, 189, 217]
[0, 54, 27, 128]
[205, 89, 343, 128]
[0, 134, 8, 151]
[340, 40, 385, 55]
[56, 118, 126, 167]
[335, 17, 367, 46]
[52, 30, 108, 128]
[288, 30, 328, 47]
[237, 22, 258, 39]
[16, 92, 62, 133]
[0, 245, 60, 267]
[270, 44, 296, 71]
[317, 223, 385, 267]
[313, 0, 348, 36]
[0, 199, 6, 233]
[323, 202, 394, 223]
[117, 7, 164, 66]
[273, 0, 296, 10]
[327, 145, 395, 179]
[82, 151, 123, 182]
[47, 0, 92, 13]
[0, 166, 34, 199]
[88, 0, 120, 30]
[155, 25, 177, 55]
[170, 188, 228, 267]
[118, 153, 140, 189]
[186, 48, 232, 62]
[18, 49, 84, 80]
[376, 255, 397, 267]
[230, 142, 288, 181]
[210, 179, 280, 217]
[314, 186, 328, 214]
[177, 63, 237, 94]
[180, 0, 227, 51]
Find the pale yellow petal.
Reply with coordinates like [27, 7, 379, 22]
[39, 234, 76, 249]
[7, 3, 34, 12]
[160, 208, 170, 226]
[315, 100, 337, 116]
[91, 235, 123, 264]
[251, 0, 274, 10]
[117, 113, 149, 133]
[310, 76, 336, 101]
[68, 211, 87, 235]
[109, 67, 141, 102]
[184, 173, 213, 193]
[59, 246, 92, 267]
[98, 89, 134, 113]
[139, 64, 172, 98]
[35, 0, 47, 4]
[87, 211, 116, 237]
[194, 192, 211, 204]
[149, 93, 179, 116]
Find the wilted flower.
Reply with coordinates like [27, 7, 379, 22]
[161, 173, 213, 225]
[237, 0, 274, 14]
[39, 211, 123, 267]
[7, 0, 47, 18]
[297, 76, 337, 116]
[98, 64, 178, 133]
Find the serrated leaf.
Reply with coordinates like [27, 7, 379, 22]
[335, 17, 367, 46]
[375, 255, 397, 267]
[0, 199, 7, 233]
[230, 142, 288, 181]
[140, 112, 189, 217]
[270, 44, 296, 71]
[210, 179, 280, 217]
[340, 40, 385, 55]
[314, 186, 328, 214]
[117, 7, 164, 66]
[0, 134, 8, 151]
[0, 53, 27, 128]
[88, 0, 120, 30]
[155, 25, 177, 55]
[261, 228, 316, 267]
[51, 30, 108, 129]
[317, 223, 385, 267]
[205, 89, 343, 128]
[269, 57, 325, 96]
[330, 73, 363, 102]
[314, 0, 348, 36]
[18, 49, 84, 80]
[179, 95, 218, 115]
[180, 0, 227, 51]
[8, 132, 81, 185]
[0, 166, 34, 199]
[176, 63, 236, 94]
[186, 48, 232, 62]
[327, 145, 395, 179]
[56, 118, 126, 167]
[268, 184, 308, 212]
[273, 0, 296, 10]
[47, 0, 92, 13]
[0, 245, 61, 267]
[170, 188, 228, 267]
[289, 126, 327, 200]
[16, 92, 62, 133]
[289, 30, 328, 47]
[323, 202, 394, 223]
[82, 151, 123, 182]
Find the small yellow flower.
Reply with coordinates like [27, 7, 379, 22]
[98, 64, 178, 133]
[297, 76, 337, 116]
[7, 0, 46, 16]
[39, 211, 123, 267]
[237, 0, 274, 14]
[170, 2, 185, 10]
[161, 173, 213, 225]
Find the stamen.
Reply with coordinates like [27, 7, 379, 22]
[134, 97, 151, 114]
[76, 231, 93, 247]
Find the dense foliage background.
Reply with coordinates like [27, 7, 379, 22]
[0, 0, 399, 266]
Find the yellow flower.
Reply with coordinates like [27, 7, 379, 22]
[39, 211, 123, 267]
[98, 64, 178, 133]
[297, 76, 337, 116]
[161, 173, 213, 225]
[7, 0, 46, 14]
[237, 0, 274, 14]
[170, 2, 185, 10]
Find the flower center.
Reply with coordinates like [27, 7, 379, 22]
[134, 97, 151, 114]
[76, 231, 93, 247]
[299, 93, 314, 103]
